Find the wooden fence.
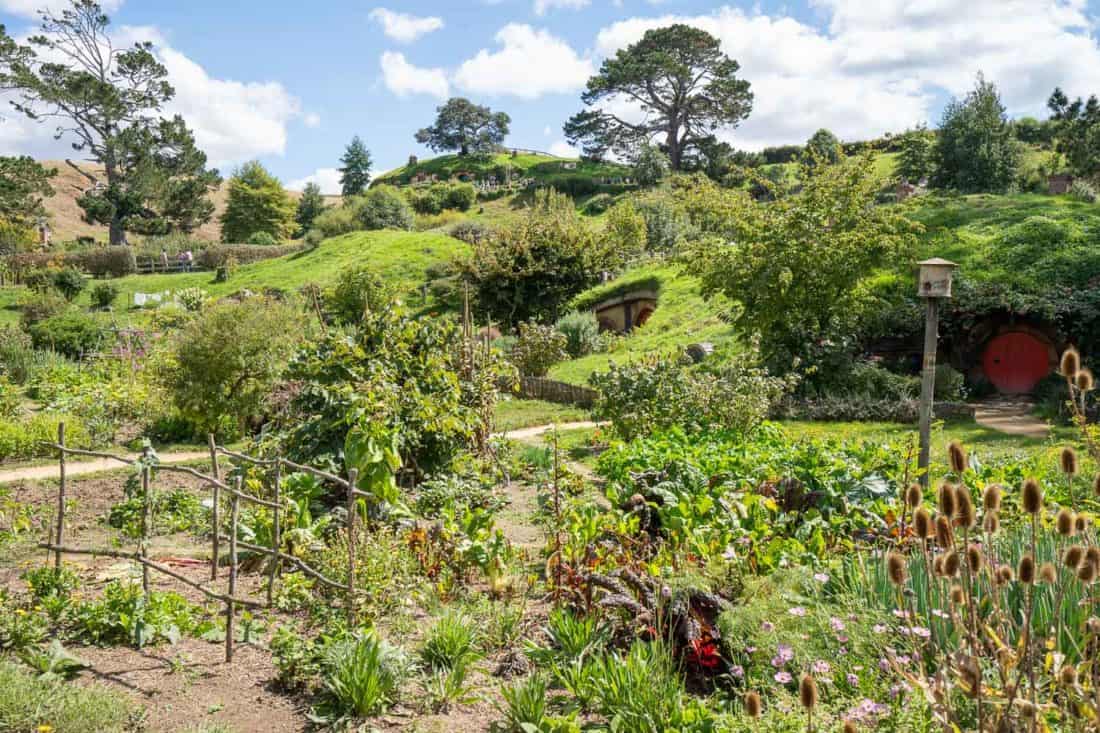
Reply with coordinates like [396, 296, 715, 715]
[41, 422, 371, 662]
[517, 376, 597, 407]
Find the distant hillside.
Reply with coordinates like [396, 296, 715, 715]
[36, 160, 340, 243]
[373, 151, 630, 187]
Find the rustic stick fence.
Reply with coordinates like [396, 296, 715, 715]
[41, 422, 375, 662]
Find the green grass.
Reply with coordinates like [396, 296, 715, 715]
[0, 660, 136, 732]
[494, 398, 588, 432]
[374, 152, 629, 187]
[549, 263, 737, 385]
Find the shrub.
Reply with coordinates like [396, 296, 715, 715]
[89, 282, 119, 310]
[543, 175, 597, 197]
[51, 267, 86, 301]
[358, 186, 414, 231]
[406, 185, 445, 215]
[176, 286, 208, 312]
[633, 144, 671, 186]
[449, 220, 493, 245]
[325, 266, 393, 325]
[554, 311, 601, 358]
[195, 243, 303, 269]
[311, 205, 362, 238]
[443, 182, 477, 211]
[634, 194, 692, 253]
[247, 230, 279, 245]
[319, 631, 410, 719]
[0, 413, 91, 460]
[18, 291, 67, 328]
[0, 328, 67, 384]
[6, 248, 135, 278]
[414, 209, 465, 232]
[510, 322, 569, 377]
[1069, 179, 1097, 203]
[583, 193, 615, 214]
[421, 612, 480, 671]
[26, 311, 103, 359]
[0, 375, 19, 419]
[304, 227, 325, 248]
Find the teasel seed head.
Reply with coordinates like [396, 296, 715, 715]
[1062, 347, 1081, 379]
[1064, 545, 1084, 570]
[996, 564, 1014, 585]
[983, 512, 999, 535]
[1076, 515, 1088, 533]
[1019, 554, 1036, 584]
[1094, 474, 1100, 498]
[1086, 546, 1100, 569]
[1016, 699, 1037, 718]
[799, 674, 818, 711]
[1061, 664, 1078, 685]
[967, 544, 984, 572]
[948, 441, 968, 474]
[938, 482, 957, 518]
[1061, 447, 1079, 476]
[1077, 368, 1095, 392]
[983, 484, 1002, 512]
[887, 551, 907, 586]
[1021, 478, 1043, 515]
[935, 515, 954, 547]
[1078, 560, 1097, 584]
[950, 583, 965, 605]
[744, 691, 762, 719]
[1040, 562, 1057, 585]
[914, 507, 932, 538]
[944, 551, 961, 578]
[959, 657, 981, 698]
[1088, 617, 1100, 634]
[955, 486, 975, 528]
[933, 554, 945, 576]
[842, 721, 858, 733]
[905, 483, 922, 510]
[1057, 508, 1076, 536]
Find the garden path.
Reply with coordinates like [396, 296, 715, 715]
[972, 396, 1050, 439]
[0, 450, 209, 485]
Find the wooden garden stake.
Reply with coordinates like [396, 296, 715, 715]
[916, 258, 957, 487]
[268, 459, 282, 607]
[54, 422, 66, 570]
[346, 468, 359, 625]
[226, 483, 240, 663]
[208, 434, 220, 580]
[140, 445, 152, 596]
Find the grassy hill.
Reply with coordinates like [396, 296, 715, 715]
[374, 151, 629, 187]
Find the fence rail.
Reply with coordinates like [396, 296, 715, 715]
[44, 422, 365, 663]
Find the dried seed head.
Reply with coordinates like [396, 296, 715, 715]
[938, 482, 957, 518]
[944, 551, 961, 578]
[1079, 560, 1097, 584]
[1087, 546, 1100, 569]
[1016, 699, 1037, 718]
[983, 512, 1000, 535]
[887, 552, 908, 586]
[1019, 554, 1036, 584]
[935, 515, 954, 547]
[1088, 617, 1100, 634]
[1061, 447, 1079, 476]
[1061, 664, 1078, 685]
[958, 657, 981, 698]
[914, 507, 932, 538]
[995, 564, 1014, 586]
[1057, 508, 1076, 536]
[1064, 545, 1085, 570]
[1094, 474, 1100, 498]
[948, 441, 968, 474]
[799, 674, 818, 710]
[983, 484, 1002, 512]
[1076, 515, 1088, 533]
[744, 691, 762, 719]
[967, 544, 984, 573]
[842, 721, 858, 733]
[1077, 368, 1095, 392]
[950, 583, 966, 605]
[1040, 562, 1057, 585]
[1062, 347, 1081, 379]
[955, 486, 975, 529]
[933, 554, 945, 576]
[1021, 479, 1043, 515]
[905, 483, 923, 510]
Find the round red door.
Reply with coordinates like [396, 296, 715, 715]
[982, 332, 1051, 394]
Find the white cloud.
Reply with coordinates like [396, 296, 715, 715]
[369, 8, 445, 43]
[533, 0, 589, 15]
[288, 167, 342, 195]
[548, 140, 578, 157]
[304, 112, 322, 128]
[594, 2, 1100, 150]
[454, 24, 593, 99]
[379, 51, 450, 99]
[0, 0, 122, 18]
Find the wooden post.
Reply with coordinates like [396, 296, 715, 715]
[226, 483, 240, 663]
[140, 446, 152, 596]
[346, 468, 358, 625]
[917, 297, 939, 488]
[268, 460, 281, 607]
[208, 434, 220, 580]
[54, 422, 66, 570]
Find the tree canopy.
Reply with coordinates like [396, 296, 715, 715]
[0, 1, 219, 244]
[803, 129, 841, 166]
[339, 136, 372, 196]
[563, 24, 752, 170]
[931, 74, 1020, 193]
[0, 156, 55, 227]
[895, 125, 935, 183]
[1048, 87, 1100, 178]
[415, 98, 510, 156]
[219, 161, 296, 243]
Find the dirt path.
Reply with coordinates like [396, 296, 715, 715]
[498, 421, 602, 441]
[973, 397, 1050, 439]
[0, 451, 210, 485]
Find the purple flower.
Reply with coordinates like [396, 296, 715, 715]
[932, 609, 949, 618]
[873, 624, 887, 634]
[789, 606, 807, 617]
[846, 673, 859, 686]
[811, 660, 831, 676]
[879, 657, 891, 673]
[731, 665, 744, 678]
[814, 572, 830, 583]
[830, 617, 846, 632]
[774, 671, 793, 684]
[761, 621, 775, 632]
[909, 626, 931, 639]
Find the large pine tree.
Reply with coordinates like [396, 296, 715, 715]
[339, 137, 373, 197]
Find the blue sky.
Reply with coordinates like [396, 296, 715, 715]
[0, 0, 1098, 193]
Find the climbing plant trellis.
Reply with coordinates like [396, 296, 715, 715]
[40, 422, 367, 662]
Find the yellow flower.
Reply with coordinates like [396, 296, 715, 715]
[38, 725, 53, 733]
[15, 609, 26, 616]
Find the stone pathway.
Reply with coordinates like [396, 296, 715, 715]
[972, 396, 1050, 439]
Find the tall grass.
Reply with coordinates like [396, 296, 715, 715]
[0, 660, 135, 732]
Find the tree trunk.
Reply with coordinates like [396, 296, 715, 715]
[666, 123, 683, 171]
[460, 142, 469, 156]
[109, 216, 126, 247]
[104, 151, 127, 246]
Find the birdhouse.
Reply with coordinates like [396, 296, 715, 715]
[917, 257, 957, 298]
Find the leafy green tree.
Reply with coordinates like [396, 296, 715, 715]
[294, 182, 327, 236]
[931, 74, 1020, 192]
[0, 2, 219, 244]
[325, 266, 394, 325]
[681, 153, 921, 377]
[415, 98, 510, 156]
[632, 144, 670, 186]
[338, 136, 372, 196]
[0, 156, 54, 227]
[219, 161, 296, 242]
[1013, 116, 1054, 146]
[165, 298, 303, 436]
[895, 125, 936, 182]
[1047, 88, 1100, 177]
[509, 322, 568, 377]
[357, 186, 413, 230]
[803, 129, 841, 166]
[563, 25, 752, 170]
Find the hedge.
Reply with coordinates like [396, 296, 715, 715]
[0, 413, 92, 461]
[195, 243, 305, 269]
[6, 247, 136, 278]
